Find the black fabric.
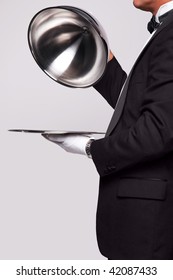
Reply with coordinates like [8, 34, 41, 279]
[147, 15, 160, 33]
[147, 10, 173, 33]
[105, 10, 173, 137]
[92, 11, 173, 259]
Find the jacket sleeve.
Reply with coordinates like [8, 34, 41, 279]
[93, 57, 127, 108]
[91, 27, 173, 177]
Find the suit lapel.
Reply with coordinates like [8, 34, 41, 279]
[106, 12, 173, 136]
[132, 10, 173, 69]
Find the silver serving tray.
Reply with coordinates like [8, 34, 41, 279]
[8, 129, 105, 135]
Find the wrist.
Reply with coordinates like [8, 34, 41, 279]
[85, 139, 95, 158]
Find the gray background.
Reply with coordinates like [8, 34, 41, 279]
[1, 0, 150, 259]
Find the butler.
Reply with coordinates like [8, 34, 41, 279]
[43, 0, 173, 259]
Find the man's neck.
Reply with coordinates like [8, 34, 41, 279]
[153, 0, 172, 15]
[154, 0, 173, 22]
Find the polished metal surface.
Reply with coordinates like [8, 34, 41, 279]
[8, 129, 105, 135]
[28, 6, 109, 88]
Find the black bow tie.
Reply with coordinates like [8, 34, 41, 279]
[147, 16, 160, 33]
[147, 10, 173, 33]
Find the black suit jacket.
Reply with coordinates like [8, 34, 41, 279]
[91, 14, 173, 259]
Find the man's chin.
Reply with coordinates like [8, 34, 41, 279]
[134, 5, 151, 12]
[133, 0, 150, 11]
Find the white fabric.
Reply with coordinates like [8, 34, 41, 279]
[155, 0, 173, 23]
[43, 134, 93, 156]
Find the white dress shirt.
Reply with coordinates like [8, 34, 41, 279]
[155, 0, 173, 23]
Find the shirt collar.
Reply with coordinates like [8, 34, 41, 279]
[155, 0, 173, 23]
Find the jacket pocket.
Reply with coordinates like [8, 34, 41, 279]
[117, 177, 167, 200]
